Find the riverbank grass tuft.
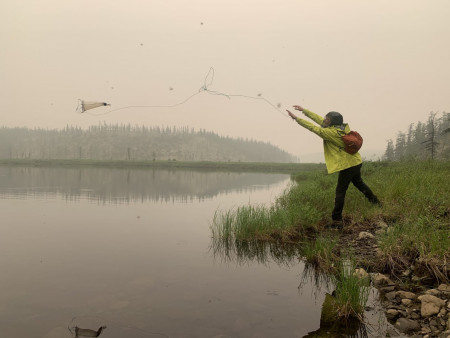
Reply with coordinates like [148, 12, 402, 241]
[302, 235, 338, 270]
[333, 258, 371, 320]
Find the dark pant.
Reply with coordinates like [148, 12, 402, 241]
[332, 163, 379, 221]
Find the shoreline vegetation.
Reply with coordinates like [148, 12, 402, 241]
[212, 160, 450, 336]
[0, 158, 324, 173]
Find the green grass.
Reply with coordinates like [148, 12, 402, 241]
[211, 159, 450, 283]
[211, 204, 298, 242]
[302, 235, 339, 269]
[370, 161, 450, 280]
[333, 258, 371, 320]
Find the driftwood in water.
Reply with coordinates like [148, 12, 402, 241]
[74, 326, 106, 337]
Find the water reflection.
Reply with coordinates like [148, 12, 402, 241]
[1, 166, 389, 337]
[298, 266, 367, 338]
[212, 240, 387, 338]
[67, 315, 169, 338]
[0, 166, 288, 203]
[211, 237, 302, 267]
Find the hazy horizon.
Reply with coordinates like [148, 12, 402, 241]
[2, 1, 449, 161]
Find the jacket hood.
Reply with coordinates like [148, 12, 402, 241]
[329, 123, 350, 133]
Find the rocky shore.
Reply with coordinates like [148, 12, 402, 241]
[373, 274, 449, 337]
[334, 219, 450, 337]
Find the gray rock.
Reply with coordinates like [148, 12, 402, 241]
[421, 326, 432, 334]
[354, 268, 369, 279]
[375, 248, 384, 257]
[375, 228, 386, 235]
[395, 318, 421, 333]
[385, 291, 397, 301]
[402, 299, 413, 306]
[430, 326, 439, 333]
[358, 231, 374, 240]
[380, 286, 396, 293]
[438, 332, 450, 338]
[419, 294, 446, 317]
[386, 327, 402, 337]
[372, 273, 394, 286]
[426, 289, 441, 296]
[410, 311, 420, 319]
[397, 291, 416, 299]
[386, 309, 399, 320]
[430, 318, 439, 327]
[376, 219, 388, 228]
[399, 310, 408, 317]
[438, 284, 450, 294]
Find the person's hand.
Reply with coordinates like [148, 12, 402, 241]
[293, 105, 304, 112]
[286, 110, 297, 120]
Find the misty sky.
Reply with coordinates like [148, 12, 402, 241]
[2, 1, 449, 161]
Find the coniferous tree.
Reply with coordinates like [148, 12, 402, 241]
[0, 124, 297, 163]
[384, 140, 395, 161]
[423, 112, 439, 160]
[384, 111, 449, 160]
[394, 132, 406, 160]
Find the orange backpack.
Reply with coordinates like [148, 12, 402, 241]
[341, 131, 363, 154]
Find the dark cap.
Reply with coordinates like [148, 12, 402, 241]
[326, 111, 343, 126]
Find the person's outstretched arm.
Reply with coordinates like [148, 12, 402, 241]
[291, 105, 324, 125]
[286, 106, 335, 141]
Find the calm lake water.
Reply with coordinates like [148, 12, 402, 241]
[0, 167, 387, 338]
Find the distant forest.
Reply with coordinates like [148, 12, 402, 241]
[383, 112, 449, 161]
[0, 124, 297, 163]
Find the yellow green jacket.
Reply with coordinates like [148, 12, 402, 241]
[295, 109, 362, 174]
